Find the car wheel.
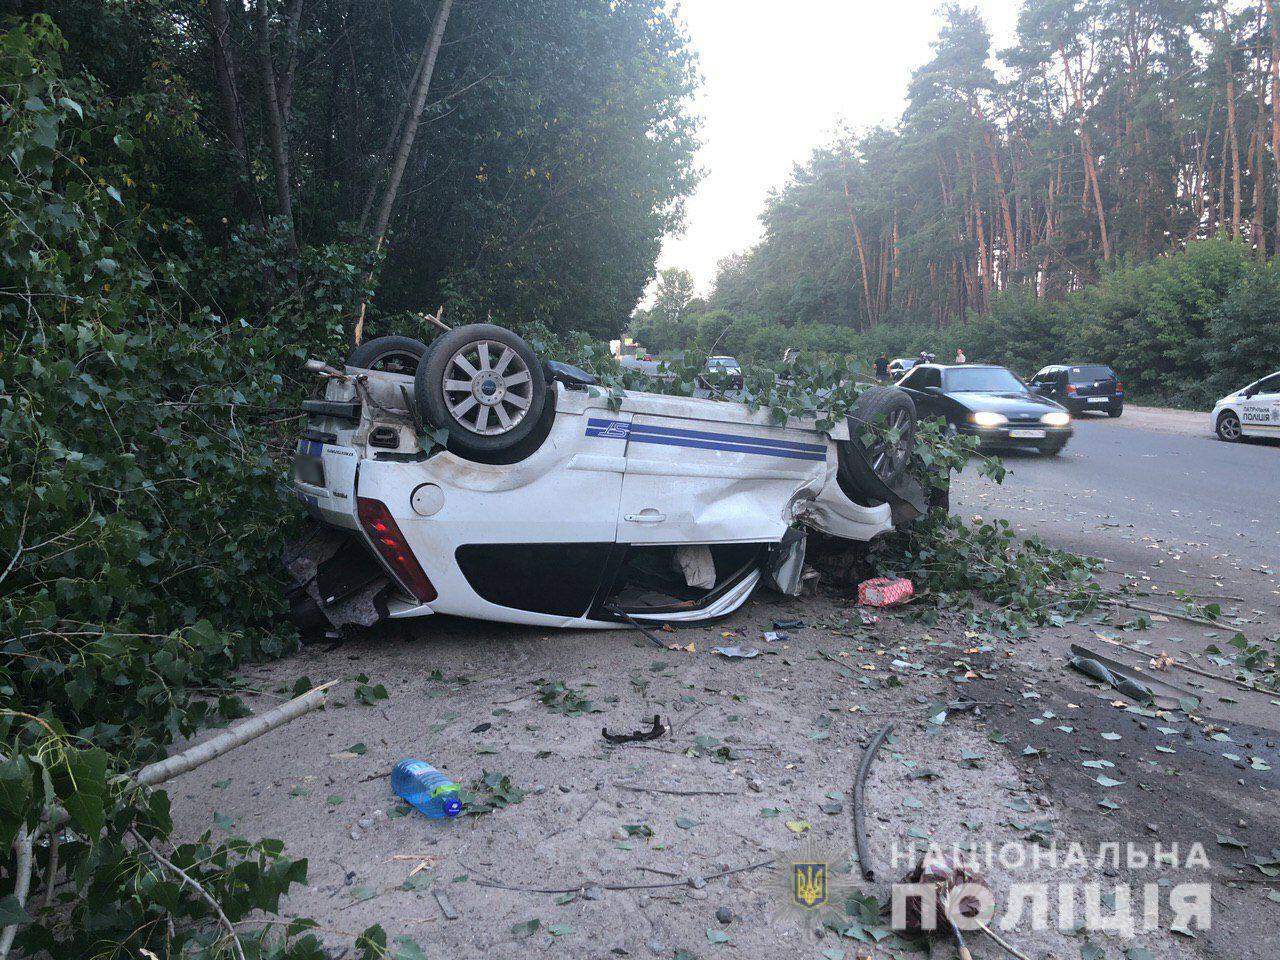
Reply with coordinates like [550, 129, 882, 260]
[1216, 410, 1243, 442]
[347, 335, 429, 375]
[415, 323, 547, 456]
[1107, 402, 1123, 418]
[838, 387, 917, 494]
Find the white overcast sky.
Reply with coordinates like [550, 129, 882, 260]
[657, 0, 1020, 294]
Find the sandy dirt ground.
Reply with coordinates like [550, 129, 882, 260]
[165, 577, 1269, 959]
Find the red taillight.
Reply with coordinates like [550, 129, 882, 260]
[357, 497, 437, 603]
[1115, 380, 1124, 393]
[1066, 383, 1077, 395]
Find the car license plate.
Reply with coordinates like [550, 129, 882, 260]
[1009, 428, 1045, 439]
[1087, 397, 1109, 403]
[294, 444, 326, 487]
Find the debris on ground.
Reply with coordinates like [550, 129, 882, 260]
[858, 576, 915, 607]
[601, 715, 667, 744]
[713, 645, 760, 659]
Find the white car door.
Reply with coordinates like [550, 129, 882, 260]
[1240, 373, 1280, 437]
[607, 396, 830, 545]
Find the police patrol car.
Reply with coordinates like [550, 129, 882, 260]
[285, 324, 927, 635]
[1211, 370, 1280, 442]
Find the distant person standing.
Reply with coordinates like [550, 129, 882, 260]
[874, 352, 889, 382]
[955, 348, 967, 364]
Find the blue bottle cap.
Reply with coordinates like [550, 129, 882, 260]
[442, 796, 463, 817]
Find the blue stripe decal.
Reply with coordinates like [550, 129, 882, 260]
[585, 418, 827, 462]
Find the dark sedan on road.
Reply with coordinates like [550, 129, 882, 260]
[1028, 363, 1124, 417]
[897, 363, 1074, 455]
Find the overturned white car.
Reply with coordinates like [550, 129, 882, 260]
[286, 324, 928, 635]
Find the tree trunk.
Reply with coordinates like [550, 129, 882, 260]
[1254, 35, 1268, 254]
[1265, 0, 1280, 246]
[1221, 5, 1243, 239]
[370, 0, 455, 246]
[207, 0, 264, 228]
[358, 47, 428, 232]
[1059, 45, 1112, 261]
[253, 0, 299, 265]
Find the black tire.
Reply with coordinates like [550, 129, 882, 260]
[347, 335, 429, 376]
[1107, 401, 1123, 418]
[414, 323, 547, 456]
[1216, 410, 1243, 442]
[837, 387, 918, 495]
[1039, 440, 1067, 456]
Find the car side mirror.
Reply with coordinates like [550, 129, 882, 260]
[1243, 388, 1258, 398]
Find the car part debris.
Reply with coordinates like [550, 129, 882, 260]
[772, 618, 804, 629]
[858, 576, 915, 607]
[714, 645, 760, 659]
[601, 715, 666, 744]
[674, 544, 716, 589]
[761, 529, 806, 595]
[762, 631, 788, 643]
[608, 605, 669, 649]
[1068, 643, 1199, 708]
[1068, 654, 1154, 702]
[433, 889, 459, 920]
[853, 722, 895, 881]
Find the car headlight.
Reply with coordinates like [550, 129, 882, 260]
[1041, 411, 1071, 427]
[970, 411, 1008, 428]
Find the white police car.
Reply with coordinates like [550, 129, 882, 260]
[285, 324, 927, 635]
[1212, 370, 1280, 442]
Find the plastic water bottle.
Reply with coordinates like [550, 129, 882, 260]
[392, 759, 463, 818]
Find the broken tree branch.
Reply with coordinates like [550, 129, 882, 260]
[0, 826, 33, 960]
[133, 829, 247, 960]
[613, 782, 739, 797]
[462, 857, 774, 895]
[976, 919, 1033, 960]
[134, 680, 336, 788]
[1093, 635, 1273, 696]
[1105, 598, 1230, 629]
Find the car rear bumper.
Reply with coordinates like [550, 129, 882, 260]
[1064, 396, 1122, 412]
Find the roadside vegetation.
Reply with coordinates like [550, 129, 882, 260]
[632, 0, 1280, 408]
[0, 6, 697, 956]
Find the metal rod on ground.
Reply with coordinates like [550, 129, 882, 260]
[609, 605, 669, 649]
[853, 722, 895, 881]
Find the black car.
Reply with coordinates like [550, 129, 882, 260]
[1028, 363, 1124, 417]
[897, 363, 1073, 455]
[699, 355, 744, 391]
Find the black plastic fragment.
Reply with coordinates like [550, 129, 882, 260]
[602, 715, 667, 744]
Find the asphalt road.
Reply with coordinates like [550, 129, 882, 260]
[953, 407, 1280, 584]
[954, 406, 1280, 960]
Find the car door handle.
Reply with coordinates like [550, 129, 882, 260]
[625, 509, 666, 523]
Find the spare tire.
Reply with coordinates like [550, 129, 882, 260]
[347, 335, 429, 375]
[837, 386, 917, 495]
[414, 323, 547, 456]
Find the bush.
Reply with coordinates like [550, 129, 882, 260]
[0, 20, 387, 958]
